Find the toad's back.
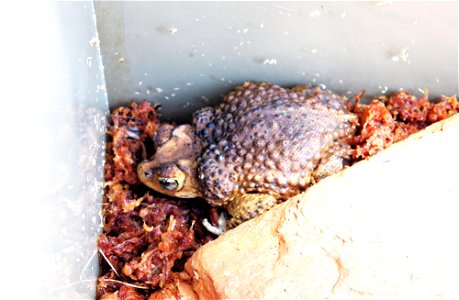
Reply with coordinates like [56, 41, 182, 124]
[197, 82, 356, 205]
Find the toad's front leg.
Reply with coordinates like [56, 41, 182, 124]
[202, 193, 278, 235]
[226, 193, 278, 229]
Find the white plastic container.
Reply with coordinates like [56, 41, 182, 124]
[2, 2, 456, 299]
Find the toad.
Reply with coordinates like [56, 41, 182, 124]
[138, 82, 357, 234]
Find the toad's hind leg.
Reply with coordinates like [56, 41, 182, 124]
[226, 193, 278, 228]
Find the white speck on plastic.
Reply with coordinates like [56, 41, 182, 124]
[311, 49, 318, 53]
[146, 88, 151, 95]
[315, 73, 321, 77]
[319, 84, 327, 89]
[187, 82, 193, 86]
[260, 23, 264, 28]
[89, 36, 100, 47]
[209, 62, 213, 66]
[341, 12, 346, 18]
[156, 88, 163, 93]
[243, 28, 249, 34]
[144, 72, 148, 77]
[262, 58, 277, 65]
[436, 78, 440, 83]
[173, 87, 180, 91]
[301, 72, 306, 76]
[138, 81, 143, 86]
[195, 18, 200, 22]
[118, 57, 125, 63]
[381, 86, 388, 94]
[312, 78, 317, 82]
[222, 56, 226, 60]
[284, 31, 289, 35]
[392, 47, 410, 63]
[309, 10, 321, 18]
[201, 53, 205, 57]
[400, 47, 410, 62]
[165, 96, 170, 100]
[86, 57, 93, 68]
[169, 27, 178, 35]
[114, 51, 119, 56]
[171, 93, 176, 97]
[220, 77, 225, 82]
[134, 91, 140, 95]
[418, 88, 425, 94]
[339, 79, 343, 84]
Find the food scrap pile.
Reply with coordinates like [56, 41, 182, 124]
[96, 89, 458, 299]
[351, 91, 458, 159]
[97, 101, 215, 299]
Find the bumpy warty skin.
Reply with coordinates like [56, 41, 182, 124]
[193, 82, 357, 207]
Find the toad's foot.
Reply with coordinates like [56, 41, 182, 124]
[226, 193, 278, 228]
[202, 212, 227, 236]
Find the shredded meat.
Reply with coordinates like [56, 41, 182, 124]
[97, 101, 214, 299]
[351, 91, 458, 160]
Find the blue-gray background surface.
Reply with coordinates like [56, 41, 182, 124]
[95, 1, 458, 121]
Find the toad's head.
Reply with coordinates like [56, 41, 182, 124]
[137, 124, 203, 198]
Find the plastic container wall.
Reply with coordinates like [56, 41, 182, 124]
[2, 2, 107, 299]
[1, 1, 456, 299]
[95, 1, 458, 121]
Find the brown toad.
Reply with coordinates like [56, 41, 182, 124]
[138, 82, 357, 234]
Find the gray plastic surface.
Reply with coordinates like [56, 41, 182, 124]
[40, 2, 107, 298]
[2, 2, 107, 299]
[95, 1, 458, 121]
[1, 2, 457, 299]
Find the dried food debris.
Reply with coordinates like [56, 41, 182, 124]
[97, 101, 214, 299]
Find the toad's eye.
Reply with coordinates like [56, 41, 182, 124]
[158, 178, 179, 191]
[143, 169, 154, 179]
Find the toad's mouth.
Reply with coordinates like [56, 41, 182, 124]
[137, 160, 203, 199]
[138, 161, 185, 193]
